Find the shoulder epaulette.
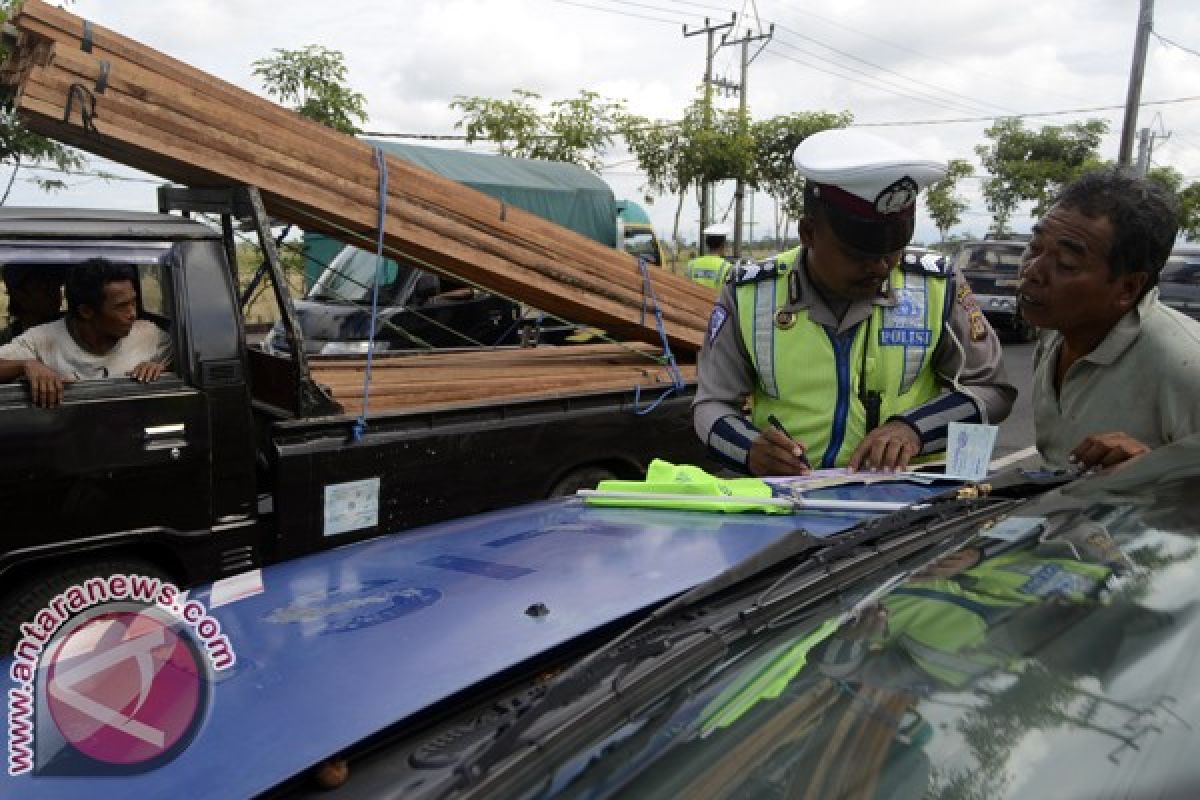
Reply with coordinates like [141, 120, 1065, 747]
[732, 257, 781, 285]
[900, 251, 949, 276]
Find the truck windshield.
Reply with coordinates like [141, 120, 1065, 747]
[623, 230, 661, 266]
[308, 246, 413, 305]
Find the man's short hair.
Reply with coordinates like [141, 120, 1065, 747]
[65, 259, 137, 318]
[1053, 166, 1179, 289]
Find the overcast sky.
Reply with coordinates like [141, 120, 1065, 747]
[9, 0, 1200, 245]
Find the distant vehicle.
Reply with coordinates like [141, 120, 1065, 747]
[953, 239, 1035, 342]
[1160, 244, 1200, 321]
[616, 199, 668, 268]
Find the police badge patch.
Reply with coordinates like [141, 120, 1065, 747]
[874, 176, 919, 214]
[957, 284, 988, 341]
[708, 304, 730, 344]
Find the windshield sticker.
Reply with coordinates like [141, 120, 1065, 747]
[6, 575, 234, 777]
[323, 477, 380, 536]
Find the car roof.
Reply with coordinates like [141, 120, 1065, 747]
[0, 208, 220, 240]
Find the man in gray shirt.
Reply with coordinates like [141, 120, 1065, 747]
[1020, 167, 1200, 469]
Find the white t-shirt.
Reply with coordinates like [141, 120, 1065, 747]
[0, 318, 171, 381]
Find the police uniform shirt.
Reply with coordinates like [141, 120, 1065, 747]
[1033, 287, 1200, 468]
[693, 249, 1016, 472]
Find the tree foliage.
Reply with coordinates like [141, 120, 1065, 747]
[253, 45, 367, 134]
[451, 89, 624, 173]
[925, 158, 975, 242]
[0, 0, 87, 203]
[750, 111, 852, 243]
[975, 118, 1108, 235]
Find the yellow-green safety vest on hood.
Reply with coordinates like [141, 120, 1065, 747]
[687, 255, 732, 289]
[736, 248, 949, 468]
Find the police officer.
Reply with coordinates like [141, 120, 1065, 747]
[686, 224, 733, 289]
[694, 129, 1015, 474]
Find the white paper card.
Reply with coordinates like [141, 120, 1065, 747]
[946, 422, 999, 480]
[982, 516, 1047, 543]
[324, 477, 380, 536]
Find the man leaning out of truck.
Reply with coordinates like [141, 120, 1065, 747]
[0, 258, 171, 407]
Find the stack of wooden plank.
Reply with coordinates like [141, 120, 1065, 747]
[312, 344, 697, 415]
[0, 0, 717, 354]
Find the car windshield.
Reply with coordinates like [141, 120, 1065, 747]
[956, 243, 1026, 272]
[389, 438, 1200, 800]
[1162, 253, 1200, 284]
[308, 246, 414, 305]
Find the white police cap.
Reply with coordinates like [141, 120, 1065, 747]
[702, 224, 731, 238]
[793, 129, 947, 213]
[793, 129, 947, 254]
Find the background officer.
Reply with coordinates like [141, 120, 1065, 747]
[693, 129, 1015, 474]
[686, 224, 733, 289]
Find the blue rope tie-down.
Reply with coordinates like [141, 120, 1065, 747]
[351, 146, 389, 442]
[633, 257, 686, 416]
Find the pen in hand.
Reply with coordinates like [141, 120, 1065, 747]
[766, 414, 812, 471]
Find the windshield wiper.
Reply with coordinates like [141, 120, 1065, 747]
[409, 492, 1020, 799]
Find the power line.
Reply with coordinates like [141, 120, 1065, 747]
[767, 39, 989, 116]
[771, 22, 1018, 116]
[762, 47, 990, 116]
[1152, 31, 1200, 60]
[761, 0, 1093, 107]
[577, 0, 1016, 116]
[548, 0, 684, 26]
[853, 94, 1200, 127]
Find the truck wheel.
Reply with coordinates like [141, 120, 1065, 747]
[549, 466, 618, 498]
[0, 559, 171, 653]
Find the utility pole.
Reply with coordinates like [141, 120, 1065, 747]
[1134, 127, 1152, 176]
[684, 14, 735, 240]
[1118, 0, 1154, 167]
[1134, 122, 1171, 177]
[723, 21, 773, 257]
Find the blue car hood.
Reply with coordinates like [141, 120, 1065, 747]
[3, 483, 944, 798]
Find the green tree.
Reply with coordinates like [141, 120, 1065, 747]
[975, 118, 1107, 235]
[750, 111, 852, 245]
[925, 158, 975, 242]
[616, 93, 753, 245]
[0, 0, 87, 204]
[451, 89, 624, 173]
[1178, 183, 1200, 241]
[253, 45, 367, 134]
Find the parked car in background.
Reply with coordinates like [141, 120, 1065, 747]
[953, 239, 1035, 341]
[1160, 244, 1200, 321]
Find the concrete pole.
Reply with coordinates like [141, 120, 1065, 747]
[1118, 0, 1154, 167]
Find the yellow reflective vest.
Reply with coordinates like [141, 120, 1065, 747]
[686, 255, 732, 289]
[735, 247, 949, 468]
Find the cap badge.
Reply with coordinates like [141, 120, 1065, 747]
[874, 176, 919, 214]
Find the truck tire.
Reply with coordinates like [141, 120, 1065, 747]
[548, 466, 618, 498]
[0, 558, 171, 654]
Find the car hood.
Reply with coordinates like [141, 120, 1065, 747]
[0, 481, 948, 798]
